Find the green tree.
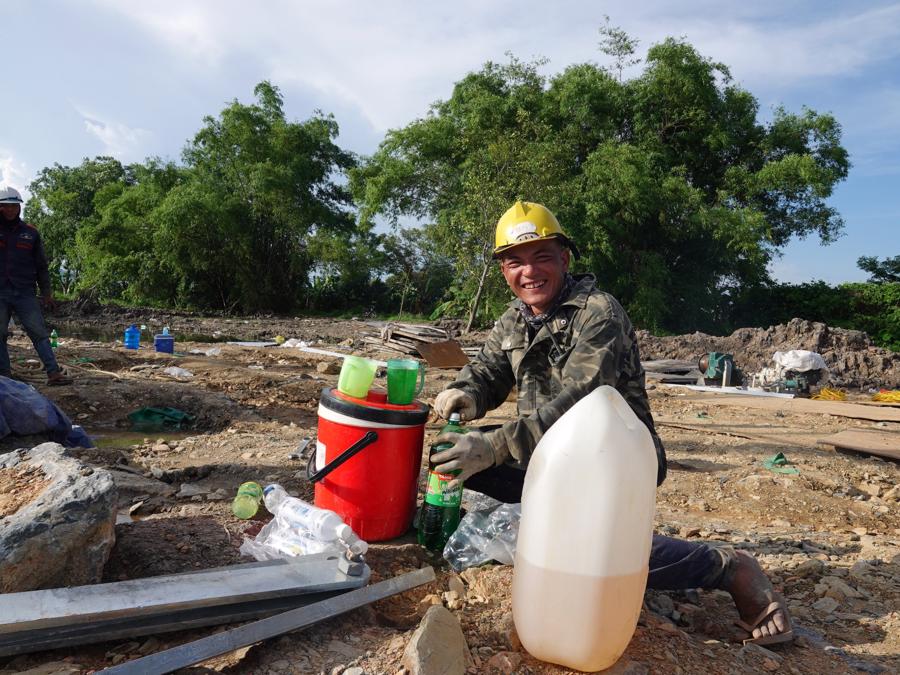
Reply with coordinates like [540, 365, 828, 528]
[353, 35, 849, 333]
[156, 81, 356, 312]
[351, 58, 575, 330]
[597, 15, 640, 82]
[74, 160, 185, 304]
[25, 157, 130, 292]
[857, 255, 900, 283]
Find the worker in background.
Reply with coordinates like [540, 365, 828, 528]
[431, 201, 792, 646]
[0, 186, 71, 385]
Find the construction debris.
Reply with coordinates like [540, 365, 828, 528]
[361, 322, 455, 356]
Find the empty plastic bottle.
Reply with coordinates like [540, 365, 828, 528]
[263, 484, 367, 554]
[50, 329, 59, 349]
[124, 324, 141, 350]
[232, 481, 263, 519]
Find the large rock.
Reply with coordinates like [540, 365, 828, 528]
[0, 443, 117, 592]
[402, 605, 471, 675]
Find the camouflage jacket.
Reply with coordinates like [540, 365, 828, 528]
[448, 274, 667, 485]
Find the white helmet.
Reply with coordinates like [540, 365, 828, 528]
[0, 187, 24, 204]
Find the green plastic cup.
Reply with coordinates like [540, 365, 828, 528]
[386, 358, 425, 405]
[337, 355, 378, 399]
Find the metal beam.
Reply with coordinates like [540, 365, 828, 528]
[0, 553, 367, 635]
[100, 566, 436, 675]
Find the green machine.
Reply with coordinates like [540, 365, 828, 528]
[698, 352, 743, 386]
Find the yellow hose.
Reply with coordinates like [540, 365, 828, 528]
[811, 387, 847, 401]
[872, 389, 900, 403]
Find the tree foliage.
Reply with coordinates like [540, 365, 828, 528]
[858, 255, 900, 283]
[28, 83, 359, 313]
[25, 157, 131, 292]
[353, 37, 849, 333]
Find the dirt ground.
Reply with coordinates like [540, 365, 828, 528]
[0, 310, 898, 675]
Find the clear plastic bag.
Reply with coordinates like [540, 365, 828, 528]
[443, 502, 521, 571]
[240, 517, 341, 561]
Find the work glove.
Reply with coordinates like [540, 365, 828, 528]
[40, 294, 56, 311]
[431, 431, 497, 488]
[433, 388, 477, 421]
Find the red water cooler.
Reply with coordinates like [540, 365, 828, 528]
[311, 387, 429, 541]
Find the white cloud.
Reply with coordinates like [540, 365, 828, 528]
[74, 106, 152, 161]
[629, 3, 900, 87]
[91, 0, 900, 136]
[0, 150, 30, 198]
[93, 0, 508, 131]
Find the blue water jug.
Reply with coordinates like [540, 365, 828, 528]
[154, 326, 174, 354]
[124, 324, 141, 350]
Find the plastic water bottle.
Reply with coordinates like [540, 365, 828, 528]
[511, 386, 658, 671]
[50, 329, 59, 349]
[232, 481, 263, 519]
[418, 413, 467, 553]
[263, 484, 366, 553]
[124, 324, 141, 350]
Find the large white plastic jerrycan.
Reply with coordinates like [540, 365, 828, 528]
[512, 385, 658, 672]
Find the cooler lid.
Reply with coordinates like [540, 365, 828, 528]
[319, 387, 430, 426]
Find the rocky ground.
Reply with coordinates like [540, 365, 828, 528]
[0, 308, 898, 675]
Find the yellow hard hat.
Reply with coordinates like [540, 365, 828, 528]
[492, 201, 580, 259]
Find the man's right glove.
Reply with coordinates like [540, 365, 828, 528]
[433, 388, 477, 421]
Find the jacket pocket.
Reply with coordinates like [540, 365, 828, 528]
[500, 334, 527, 375]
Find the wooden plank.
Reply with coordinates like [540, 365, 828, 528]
[673, 384, 795, 398]
[0, 554, 367, 635]
[416, 340, 470, 369]
[817, 430, 900, 461]
[642, 359, 698, 373]
[663, 388, 900, 423]
[101, 567, 437, 675]
[645, 370, 702, 384]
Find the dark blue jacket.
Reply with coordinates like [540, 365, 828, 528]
[0, 218, 52, 295]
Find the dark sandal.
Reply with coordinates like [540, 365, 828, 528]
[47, 372, 73, 386]
[735, 594, 794, 646]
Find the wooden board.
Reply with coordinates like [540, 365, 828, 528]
[665, 388, 900, 423]
[642, 359, 698, 373]
[416, 340, 470, 369]
[816, 429, 900, 461]
[645, 370, 703, 384]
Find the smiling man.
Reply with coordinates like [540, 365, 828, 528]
[430, 200, 792, 646]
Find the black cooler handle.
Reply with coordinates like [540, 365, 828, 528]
[306, 430, 379, 483]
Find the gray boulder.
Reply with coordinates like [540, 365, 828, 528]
[0, 443, 117, 592]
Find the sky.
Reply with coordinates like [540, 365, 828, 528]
[2, 0, 898, 284]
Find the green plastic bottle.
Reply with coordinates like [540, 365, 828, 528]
[50, 329, 59, 349]
[232, 481, 263, 519]
[418, 413, 467, 553]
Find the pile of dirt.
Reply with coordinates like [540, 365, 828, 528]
[637, 318, 899, 390]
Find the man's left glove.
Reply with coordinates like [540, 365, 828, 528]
[40, 294, 56, 311]
[430, 430, 497, 488]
